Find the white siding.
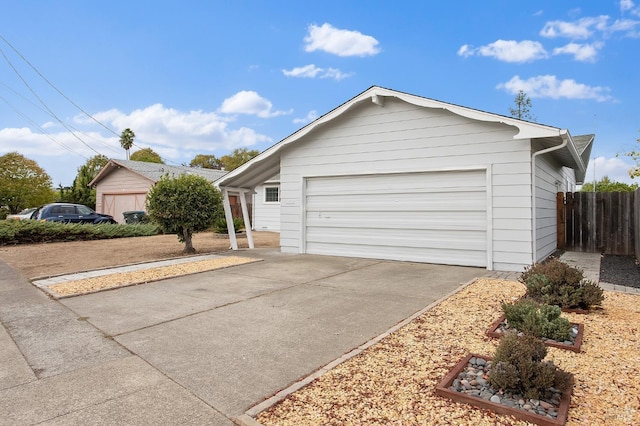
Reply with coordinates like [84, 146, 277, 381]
[534, 155, 575, 262]
[280, 99, 533, 271]
[252, 177, 281, 231]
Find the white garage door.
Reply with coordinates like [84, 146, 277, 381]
[102, 193, 147, 223]
[304, 170, 487, 267]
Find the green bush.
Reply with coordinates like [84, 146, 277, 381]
[519, 258, 604, 310]
[0, 220, 159, 245]
[501, 299, 571, 341]
[489, 332, 573, 400]
[213, 217, 245, 234]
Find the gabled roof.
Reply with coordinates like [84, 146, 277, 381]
[89, 159, 227, 187]
[217, 86, 593, 190]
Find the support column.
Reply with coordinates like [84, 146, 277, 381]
[222, 188, 238, 250]
[239, 190, 254, 249]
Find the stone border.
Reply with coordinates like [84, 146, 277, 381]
[435, 353, 573, 426]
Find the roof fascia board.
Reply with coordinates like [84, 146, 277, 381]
[217, 85, 574, 188]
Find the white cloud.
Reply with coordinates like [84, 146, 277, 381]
[218, 91, 292, 118]
[293, 110, 318, 125]
[540, 15, 639, 38]
[552, 42, 603, 62]
[304, 23, 380, 57]
[497, 75, 613, 101]
[540, 16, 609, 39]
[457, 40, 548, 63]
[584, 156, 639, 185]
[282, 64, 352, 80]
[620, 0, 635, 12]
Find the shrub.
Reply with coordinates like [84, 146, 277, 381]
[0, 220, 159, 245]
[213, 217, 245, 234]
[488, 332, 573, 400]
[501, 299, 571, 341]
[519, 257, 604, 310]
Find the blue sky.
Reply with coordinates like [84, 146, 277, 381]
[1, 1, 639, 187]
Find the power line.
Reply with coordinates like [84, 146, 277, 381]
[0, 43, 103, 156]
[0, 34, 119, 137]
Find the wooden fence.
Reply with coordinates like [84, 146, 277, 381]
[557, 191, 637, 256]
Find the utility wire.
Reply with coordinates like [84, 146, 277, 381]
[0, 44, 103, 156]
[0, 34, 119, 137]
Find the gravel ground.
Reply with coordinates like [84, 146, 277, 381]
[256, 278, 640, 425]
[600, 254, 640, 288]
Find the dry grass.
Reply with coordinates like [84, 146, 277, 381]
[256, 278, 640, 426]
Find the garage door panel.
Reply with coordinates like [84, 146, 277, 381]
[306, 172, 485, 194]
[306, 227, 486, 250]
[304, 170, 487, 267]
[306, 210, 486, 231]
[306, 242, 487, 267]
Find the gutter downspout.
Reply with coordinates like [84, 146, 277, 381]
[531, 131, 568, 264]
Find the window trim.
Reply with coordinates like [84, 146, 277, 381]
[264, 186, 280, 203]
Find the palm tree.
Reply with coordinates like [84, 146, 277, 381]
[119, 128, 135, 160]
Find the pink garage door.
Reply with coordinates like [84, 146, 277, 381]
[102, 193, 147, 223]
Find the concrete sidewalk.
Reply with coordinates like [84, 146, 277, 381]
[0, 249, 636, 425]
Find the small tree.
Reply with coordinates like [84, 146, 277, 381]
[509, 90, 536, 122]
[220, 148, 260, 171]
[0, 152, 55, 212]
[119, 128, 135, 160]
[146, 174, 222, 253]
[130, 147, 164, 163]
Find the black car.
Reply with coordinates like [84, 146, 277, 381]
[33, 203, 117, 224]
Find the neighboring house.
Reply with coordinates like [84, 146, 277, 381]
[252, 174, 280, 231]
[90, 159, 227, 223]
[216, 86, 594, 272]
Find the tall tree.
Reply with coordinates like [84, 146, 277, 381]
[580, 176, 639, 192]
[130, 147, 164, 163]
[119, 128, 135, 160]
[220, 148, 260, 171]
[509, 90, 536, 122]
[146, 174, 223, 253]
[189, 154, 223, 169]
[0, 152, 55, 213]
[70, 154, 109, 209]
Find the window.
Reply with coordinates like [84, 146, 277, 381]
[264, 186, 279, 203]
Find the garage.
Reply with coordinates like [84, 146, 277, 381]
[304, 169, 488, 267]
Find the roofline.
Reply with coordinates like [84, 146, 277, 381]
[217, 85, 568, 188]
[89, 159, 156, 187]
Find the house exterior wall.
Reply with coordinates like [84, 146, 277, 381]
[94, 168, 153, 222]
[534, 154, 577, 261]
[279, 98, 534, 271]
[252, 175, 280, 231]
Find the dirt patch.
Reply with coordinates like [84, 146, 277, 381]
[0, 231, 279, 279]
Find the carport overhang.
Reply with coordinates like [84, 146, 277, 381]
[216, 85, 591, 250]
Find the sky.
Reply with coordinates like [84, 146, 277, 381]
[1, 1, 639, 188]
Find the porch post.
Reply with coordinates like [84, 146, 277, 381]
[221, 188, 238, 250]
[239, 190, 254, 249]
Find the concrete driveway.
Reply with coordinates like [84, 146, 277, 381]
[0, 249, 487, 425]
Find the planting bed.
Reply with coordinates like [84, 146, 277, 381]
[486, 315, 584, 352]
[436, 353, 572, 426]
